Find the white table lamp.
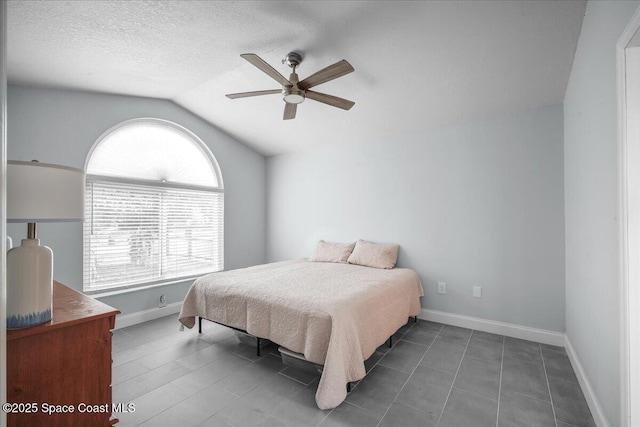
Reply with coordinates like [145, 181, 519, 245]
[6, 160, 85, 329]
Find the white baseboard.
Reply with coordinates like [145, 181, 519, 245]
[114, 301, 182, 330]
[564, 336, 610, 427]
[419, 308, 565, 346]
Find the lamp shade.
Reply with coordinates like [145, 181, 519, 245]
[7, 160, 85, 222]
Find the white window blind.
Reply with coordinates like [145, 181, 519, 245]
[83, 119, 223, 293]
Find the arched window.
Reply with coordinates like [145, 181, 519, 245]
[83, 118, 224, 293]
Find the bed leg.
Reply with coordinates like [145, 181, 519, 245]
[256, 337, 261, 357]
[414, 316, 418, 323]
[389, 335, 393, 348]
[347, 382, 352, 393]
[198, 317, 202, 334]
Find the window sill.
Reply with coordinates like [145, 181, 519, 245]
[86, 276, 201, 299]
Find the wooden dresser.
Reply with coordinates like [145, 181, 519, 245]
[7, 281, 120, 427]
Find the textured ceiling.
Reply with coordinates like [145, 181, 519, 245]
[7, 1, 586, 156]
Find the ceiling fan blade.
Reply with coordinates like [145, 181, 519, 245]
[226, 89, 281, 99]
[283, 102, 297, 120]
[298, 60, 354, 90]
[305, 90, 355, 110]
[241, 53, 291, 87]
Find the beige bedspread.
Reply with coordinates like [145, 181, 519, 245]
[178, 259, 423, 409]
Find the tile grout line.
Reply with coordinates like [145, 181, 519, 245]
[374, 321, 443, 427]
[539, 344, 559, 427]
[463, 352, 502, 366]
[505, 388, 552, 404]
[111, 334, 245, 388]
[349, 320, 417, 401]
[114, 322, 189, 350]
[128, 316, 360, 426]
[331, 319, 421, 427]
[501, 386, 554, 404]
[116, 348, 260, 422]
[245, 374, 315, 427]
[117, 317, 320, 427]
[275, 379, 331, 427]
[295, 320, 421, 427]
[353, 319, 419, 393]
[115, 358, 209, 402]
[435, 328, 473, 427]
[226, 367, 283, 399]
[377, 345, 508, 423]
[278, 371, 318, 386]
[130, 382, 198, 426]
[113, 328, 226, 368]
[495, 335, 505, 427]
[345, 360, 423, 419]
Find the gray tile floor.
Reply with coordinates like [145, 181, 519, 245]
[111, 315, 595, 427]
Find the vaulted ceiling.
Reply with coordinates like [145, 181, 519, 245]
[7, 1, 586, 156]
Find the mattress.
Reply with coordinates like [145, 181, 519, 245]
[178, 259, 423, 409]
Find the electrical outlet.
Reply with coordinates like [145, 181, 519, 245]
[473, 286, 482, 298]
[437, 282, 447, 294]
[159, 294, 167, 308]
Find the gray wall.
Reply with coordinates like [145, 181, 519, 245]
[267, 104, 566, 332]
[6, 85, 266, 315]
[563, 1, 639, 425]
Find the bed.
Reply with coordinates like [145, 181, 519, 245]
[178, 258, 423, 409]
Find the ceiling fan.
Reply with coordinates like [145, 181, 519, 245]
[226, 52, 355, 120]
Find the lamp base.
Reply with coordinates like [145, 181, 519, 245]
[6, 238, 53, 329]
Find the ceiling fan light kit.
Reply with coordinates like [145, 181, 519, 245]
[282, 90, 305, 104]
[226, 51, 355, 120]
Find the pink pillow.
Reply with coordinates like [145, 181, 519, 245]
[347, 240, 399, 269]
[309, 240, 356, 263]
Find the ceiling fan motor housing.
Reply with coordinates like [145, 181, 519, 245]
[283, 52, 303, 68]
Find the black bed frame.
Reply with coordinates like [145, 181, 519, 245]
[197, 316, 267, 356]
[197, 315, 419, 392]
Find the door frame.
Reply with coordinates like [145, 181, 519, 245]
[1, 2, 7, 427]
[617, 6, 640, 426]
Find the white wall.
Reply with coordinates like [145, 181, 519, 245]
[267, 104, 565, 332]
[6, 85, 266, 315]
[564, 1, 640, 426]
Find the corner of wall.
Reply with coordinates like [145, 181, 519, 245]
[564, 336, 611, 427]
